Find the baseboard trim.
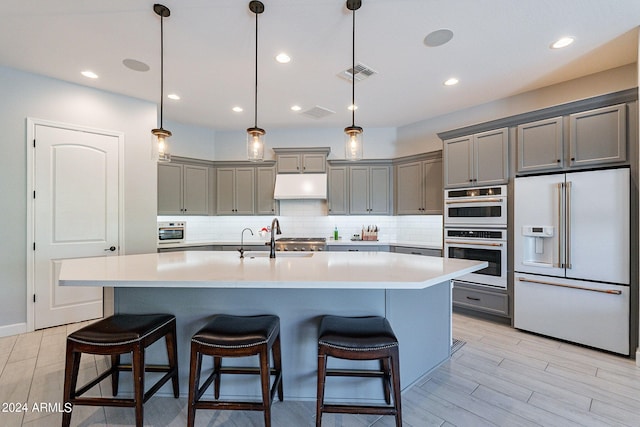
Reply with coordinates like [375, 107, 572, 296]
[636, 347, 640, 366]
[0, 322, 27, 338]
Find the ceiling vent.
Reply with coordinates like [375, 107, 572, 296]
[338, 62, 377, 82]
[301, 105, 336, 119]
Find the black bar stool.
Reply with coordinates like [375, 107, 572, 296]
[187, 314, 283, 427]
[62, 313, 179, 427]
[316, 315, 402, 427]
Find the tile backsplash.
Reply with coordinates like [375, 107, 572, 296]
[159, 200, 442, 246]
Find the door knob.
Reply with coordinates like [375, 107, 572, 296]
[105, 246, 116, 252]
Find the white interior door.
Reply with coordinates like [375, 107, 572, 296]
[33, 124, 120, 329]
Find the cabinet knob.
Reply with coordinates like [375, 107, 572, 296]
[557, 159, 561, 163]
[570, 157, 575, 162]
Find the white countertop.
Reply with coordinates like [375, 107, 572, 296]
[158, 240, 442, 250]
[59, 251, 483, 290]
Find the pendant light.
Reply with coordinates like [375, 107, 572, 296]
[247, 1, 265, 162]
[345, 0, 363, 161]
[152, 4, 171, 163]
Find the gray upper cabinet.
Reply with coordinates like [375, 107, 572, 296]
[256, 166, 278, 215]
[158, 162, 209, 215]
[327, 166, 348, 215]
[517, 104, 627, 174]
[395, 156, 443, 215]
[274, 147, 329, 173]
[216, 167, 255, 215]
[517, 117, 564, 173]
[444, 128, 508, 188]
[569, 104, 626, 168]
[349, 165, 391, 215]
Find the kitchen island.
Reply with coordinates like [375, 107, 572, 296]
[59, 251, 485, 402]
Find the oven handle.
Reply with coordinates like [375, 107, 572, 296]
[517, 277, 622, 295]
[445, 198, 503, 204]
[445, 240, 503, 247]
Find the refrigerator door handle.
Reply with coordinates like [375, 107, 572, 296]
[556, 182, 564, 268]
[565, 181, 572, 269]
[517, 277, 622, 295]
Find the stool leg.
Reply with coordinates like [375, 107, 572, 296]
[62, 344, 81, 427]
[381, 357, 391, 404]
[187, 343, 202, 427]
[259, 344, 272, 427]
[390, 348, 402, 427]
[272, 334, 284, 401]
[110, 354, 120, 396]
[315, 350, 327, 427]
[213, 356, 222, 399]
[132, 343, 145, 427]
[165, 324, 180, 398]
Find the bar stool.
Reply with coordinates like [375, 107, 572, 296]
[316, 315, 402, 427]
[187, 314, 283, 427]
[62, 313, 179, 427]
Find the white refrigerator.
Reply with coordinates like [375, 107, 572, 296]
[514, 168, 630, 355]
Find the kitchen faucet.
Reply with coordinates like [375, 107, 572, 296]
[269, 217, 282, 258]
[238, 227, 253, 259]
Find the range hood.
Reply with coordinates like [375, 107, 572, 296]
[274, 173, 327, 200]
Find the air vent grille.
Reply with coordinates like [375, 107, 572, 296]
[301, 105, 336, 119]
[338, 62, 377, 82]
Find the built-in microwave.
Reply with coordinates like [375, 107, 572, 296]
[444, 185, 507, 228]
[158, 221, 186, 244]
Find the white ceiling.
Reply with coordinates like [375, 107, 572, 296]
[1, 0, 638, 131]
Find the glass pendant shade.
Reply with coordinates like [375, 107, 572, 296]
[344, 125, 363, 161]
[152, 128, 172, 163]
[247, 127, 265, 162]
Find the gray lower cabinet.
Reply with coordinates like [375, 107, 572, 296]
[349, 165, 391, 215]
[392, 246, 442, 257]
[452, 282, 509, 317]
[216, 167, 255, 214]
[395, 158, 442, 215]
[444, 128, 508, 188]
[517, 104, 627, 174]
[158, 162, 209, 215]
[327, 245, 389, 252]
[158, 245, 222, 253]
[256, 166, 278, 215]
[327, 166, 348, 215]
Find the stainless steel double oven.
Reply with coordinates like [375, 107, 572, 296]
[444, 185, 507, 289]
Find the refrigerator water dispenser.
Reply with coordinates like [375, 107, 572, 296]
[521, 226, 554, 267]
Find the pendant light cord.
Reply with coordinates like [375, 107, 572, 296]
[351, 7, 356, 128]
[254, 10, 259, 128]
[159, 13, 165, 129]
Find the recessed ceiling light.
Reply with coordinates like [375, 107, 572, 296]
[81, 70, 98, 79]
[122, 58, 150, 72]
[232, 106, 243, 113]
[290, 105, 302, 111]
[275, 53, 291, 63]
[167, 94, 180, 100]
[551, 37, 575, 49]
[348, 104, 358, 111]
[444, 77, 459, 86]
[424, 29, 454, 47]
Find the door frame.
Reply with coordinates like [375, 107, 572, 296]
[26, 118, 125, 332]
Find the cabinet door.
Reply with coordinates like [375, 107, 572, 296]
[183, 165, 209, 215]
[444, 136, 473, 188]
[569, 104, 626, 168]
[328, 167, 348, 215]
[276, 154, 301, 173]
[256, 166, 277, 215]
[302, 154, 326, 173]
[395, 161, 423, 215]
[349, 166, 370, 214]
[158, 163, 183, 215]
[474, 128, 508, 186]
[234, 167, 255, 214]
[369, 166, 390, 215]
[216, 168, 236, 214]
[423, 158, 443, 214]
[517, 117, 564, 174]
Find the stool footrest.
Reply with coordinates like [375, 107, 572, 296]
[194, 400, 268, 411]
[321, 403, 398, 416]
[326, 368, 385, 378]
[69, 397, 136, 408]
[143, 368, 179, 403]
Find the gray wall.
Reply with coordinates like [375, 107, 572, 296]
[0, 66, 158, 334]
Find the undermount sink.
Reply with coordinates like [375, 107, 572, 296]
[244, 251, 314, 258]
